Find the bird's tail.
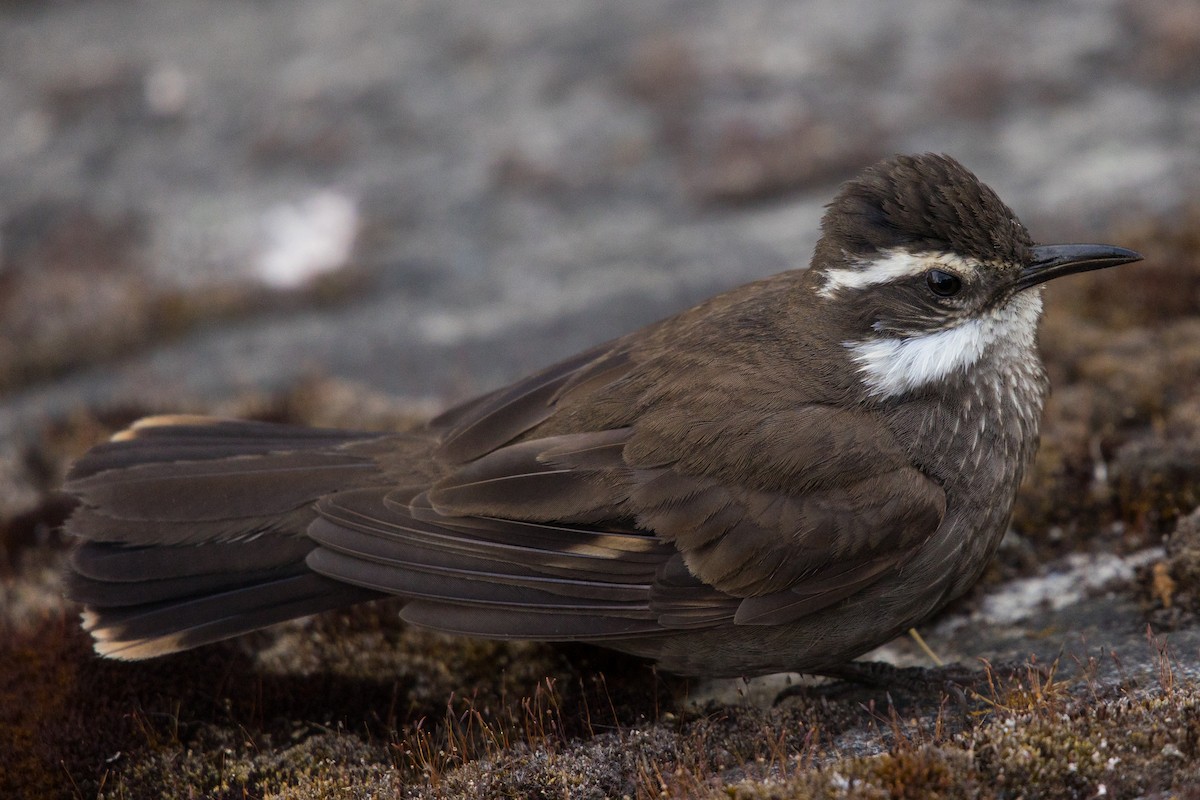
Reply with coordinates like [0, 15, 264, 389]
[63, 415, 391, 659]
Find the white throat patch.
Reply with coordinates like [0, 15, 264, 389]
[847, 291, 1043, 399]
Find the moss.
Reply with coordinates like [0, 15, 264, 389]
[106, 729, 400, 800]
[718, 677, 1200, 800]
[1113, 439, 1200, 536]
[1141, 506, 1200, 630]
[970, 688, 1200, 799]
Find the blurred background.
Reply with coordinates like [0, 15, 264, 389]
[1, 0, 1198, 439]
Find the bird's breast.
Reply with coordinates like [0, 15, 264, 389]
[883, 347, 1049, 598]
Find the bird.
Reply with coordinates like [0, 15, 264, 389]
[62, 153, 1142, 679]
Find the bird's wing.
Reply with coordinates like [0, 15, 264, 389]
[311, 282, 947, 635]
[307, 409, 944, 636]
[429, 339, 634, 464]
[307, 473, 679, 640]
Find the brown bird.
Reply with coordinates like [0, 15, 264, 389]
[63, 154, 1141, 678]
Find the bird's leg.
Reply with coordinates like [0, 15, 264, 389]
[772, 660, 993, 706]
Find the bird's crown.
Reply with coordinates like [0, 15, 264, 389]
[817, 153, 1033, 266]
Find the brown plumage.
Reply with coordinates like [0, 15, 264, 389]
[63, 154, 1141, 677]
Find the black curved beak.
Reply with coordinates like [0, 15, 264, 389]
[1016, 243, 1143, 291]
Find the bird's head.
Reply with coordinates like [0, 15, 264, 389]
[812, 153, 1141, 399]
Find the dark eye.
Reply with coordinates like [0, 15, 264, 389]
[926, 269, 962, 297]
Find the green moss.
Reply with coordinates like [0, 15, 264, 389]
[717, 682, 1200, 800]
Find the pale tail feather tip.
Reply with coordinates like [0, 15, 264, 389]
[82, 609, 191, 660]
[110, 414, 224, 442]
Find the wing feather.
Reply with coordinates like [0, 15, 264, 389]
[306, 399, 945, 635]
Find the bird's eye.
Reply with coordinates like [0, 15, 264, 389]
[926, 269, 962, 297]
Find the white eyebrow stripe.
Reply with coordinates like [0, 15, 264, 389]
[818, 250, 974, 298]
[846, 291, 1043, 398]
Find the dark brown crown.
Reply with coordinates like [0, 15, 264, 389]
[817, 153, 1034, 265]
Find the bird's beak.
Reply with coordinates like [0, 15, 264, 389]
[1016, 243, 1143, 291]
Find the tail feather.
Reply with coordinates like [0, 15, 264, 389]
[69, 454, 381, 531]
[63, 416, 391, 658]
[67, 560, 305, 608]
[70, 537, 315, 582]
[65, 504, 322, 548]
[82, 572, 379, 659]
[69, 415, 382, 479]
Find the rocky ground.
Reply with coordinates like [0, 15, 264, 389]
[3, 0, 1200, 797]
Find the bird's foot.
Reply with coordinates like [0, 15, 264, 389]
[773, 657, 1053, 708]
